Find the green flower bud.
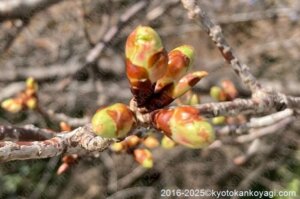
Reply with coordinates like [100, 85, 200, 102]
[125, 26, 168, 107]
[91, 103, 135, 138]
[210, 86, 226, 101]
[134, 149, 153, 168]
[155, 45, 195, 93]
[153, 106, 215, 149]
[212, 116, 226, 125]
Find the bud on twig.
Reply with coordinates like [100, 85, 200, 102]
[92, 103, 136, 138]
[153, 106, 215, 148]
[155, 45, 194, 93]
[126, 26, 168, 107]
[133, 148, 153, 168]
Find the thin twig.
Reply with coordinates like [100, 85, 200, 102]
[0, 0, 64, 21]
[181, 0, 262, 92]
[74, 0, 149, 77]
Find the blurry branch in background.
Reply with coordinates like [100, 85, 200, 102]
[181, 0, 300, 111]
[0, 0, 65, 61]
[0, 19, 30, 53]
[180, 0, 299, 175]
[74, 0, 149, 77]
[217, 7, 299, 24]
[0, 0, 64, 22]
[182, 0, 262, 92]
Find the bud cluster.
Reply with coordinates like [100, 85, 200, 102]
[1, 77, 38, 113]
[125, 26, 208, 111]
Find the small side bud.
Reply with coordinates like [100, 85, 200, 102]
[143, 136, 159, 148]
[134, 149, 153, 168]
[1, 99, 23, 113]
[110, 142, 124, 152]
[161, 135, 176, 149]
[210, 86, 226, 101]
[125, 135, 140, 148]
[25, 98, 37, 110]
[60, 122, 72, 132]
[221, 80, 238, 100]
[26, 77, 38, 91]
[212, 116, 226, 125]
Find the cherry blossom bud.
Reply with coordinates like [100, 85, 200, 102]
[134, 149, 153, 168]
[110, 142, 124, 152]
[25, 97, 37, 110]
[212, 116, 226, 125]
[221, 80, 238, 100]
[143, 136, 159, 148]
[1, 99, 23, 113]
[161, 135, 176, 149]
[126, 26, 168, 107]
[153, 106, 215, 148]
[155, 45, 194, 93]
[146, 71, 207, 111]
[92, 103, 136, 138]
[210, 86, 226, 101]
[125, 135, 140, 148]
[26, 77, 38, 92]
[60, 122, 72, 132]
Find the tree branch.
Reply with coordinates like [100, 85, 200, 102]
[181, 0, 262, 92]
[74, 0, 149, 77]
[0, 0, 64, 22]
[0, 125, 55, 141]
[0, 125, 113, 162]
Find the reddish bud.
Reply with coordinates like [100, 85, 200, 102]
[134, 149, 153, 168]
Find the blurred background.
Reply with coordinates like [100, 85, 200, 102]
[0, 0, 299, 198]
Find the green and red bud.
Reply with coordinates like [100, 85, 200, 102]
[221, 80, 238, 100]
[91, 103, 136, 138]
[110, 142, 124, 152]
[1, 77, 39, 113]
[155, 45, 194, 93]
[153, 106, 215, 149]
[171, 71, 208, 99]
[210, 86, 227, 101]
[134, 149, 153, 168]
[143, 135, 159, 148]
[26, 77, 38, 92]
[161, 135, 176, 149]
[1, 98, 23, 113]
[125, 26, 208, 111]
[125, 26, 168, 107]
[145, 71, 207, 111]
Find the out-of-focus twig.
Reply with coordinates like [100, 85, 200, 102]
[74, 0, 149, 77]
[180, 0, 300, 115]
[1, 19, 29, 54]
[0, 0, 64, 22]
[181, 0, 262, 92]
[215, 108, 294, 135]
